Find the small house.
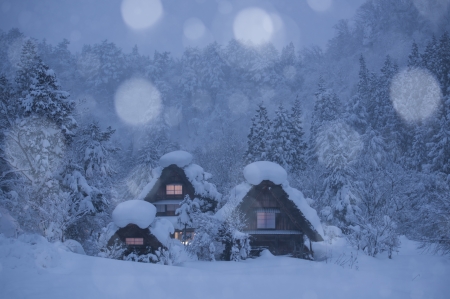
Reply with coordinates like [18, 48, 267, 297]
[107, 200, 174, 258]
[216, 161, 324, 258]
[138, 151, 221, 241]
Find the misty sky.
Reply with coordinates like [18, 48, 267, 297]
[0, 0, 365, 56]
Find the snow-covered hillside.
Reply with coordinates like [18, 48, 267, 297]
[0, 234, 448, 299]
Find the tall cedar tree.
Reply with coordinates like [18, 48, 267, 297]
[270, 103, 292, 169]
[244, 103, 272, 164]
[289, 97, 307, 173]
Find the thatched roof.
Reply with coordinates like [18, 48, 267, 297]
[238, 180, 324, 242]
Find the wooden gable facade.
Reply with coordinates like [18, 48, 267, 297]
[142, 164, 201, 241]
[143, 164, 196, 217]
[108, 224, 165, 257]
[238, 180, 323, 257]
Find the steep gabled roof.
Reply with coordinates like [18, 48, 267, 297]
[143, 164, 196, 202]
[216, 161, 324, 242]
[239, 180, 324, 242]
[137, 151, 221, 207]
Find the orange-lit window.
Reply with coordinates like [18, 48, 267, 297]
[125, 238, 144, 245]
[257, 212, 276, 229]
[166, 184, 182, 195]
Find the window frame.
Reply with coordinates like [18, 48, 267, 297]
[125, 238, 144, 245]
[166, 184, 183, 195]
[256, 212, 276, 229]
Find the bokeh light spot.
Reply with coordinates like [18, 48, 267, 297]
[114, 78, 162, 125]
[233, 7, 274, 46]
[307, 0, 333, 12]
[121, 0, 163, 30]
[183, 18, 206, 40]
[390, 68, 441, 123]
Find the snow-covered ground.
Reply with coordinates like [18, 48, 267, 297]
[0, 234, 448, 299]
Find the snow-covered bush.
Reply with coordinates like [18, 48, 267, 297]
[98, 239, 127, 260]
[218, 209, 250, 261]
[347, 215, 400, 258]
[187, 212, 221, 261]
[0, 206, 21, 238]
[176, 194, 199, 241]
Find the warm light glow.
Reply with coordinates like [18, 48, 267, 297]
[166, 184, 183, 195]
[257, 212, 275, 229]
[125, 238, 144, 245]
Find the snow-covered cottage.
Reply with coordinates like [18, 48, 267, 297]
[216, 161, 324, 258]
[106, 200, 174, 257]
[138, 151, 221, 241]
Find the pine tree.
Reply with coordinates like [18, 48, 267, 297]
[270, 103, 292, 169]
[314, 120, 362, 228]
[0, 41, 80, 241]
[427, 33, 450, 175]
[407, 41, 421, 68]
[62, 122, 118, 252]
[179, 47, 202, 98]
[289, 97, 307, 173]
[310, 77, 341, 138]
[201, 42, 226, 100]
[243, 103, 272, 164]
[15, 39, 41, 92]
[176, 194, 199, 242]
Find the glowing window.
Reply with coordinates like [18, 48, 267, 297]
[125, 238, 144, 245]
[257, 212, 275, 229]
[166, 184, 182, 195]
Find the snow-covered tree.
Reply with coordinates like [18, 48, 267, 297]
[176, 194, 199, 241]
[187, 212, 221, 261]
[244, 103, 272, 164]
[289, 97, 307, 173]
[314, 120, 362, 228]
[218, 209, 250, 261]
[62, 122, 118, 252]
[0, 41, 80, 240]
[310, 77, 341, 140]
[270, 103, 292, 169]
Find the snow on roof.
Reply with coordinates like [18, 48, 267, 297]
[159, 150, 193, 168]
[137, 162, 221, 202]
[216, 176, 324, 240]
[112, 200, 156, 229]
[215, 183, 252, 221]
[283, 186, 324, 238]
[243, 161, 287, 186]
[136, 167, 162, 200]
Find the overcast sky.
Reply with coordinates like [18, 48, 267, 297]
[0, 0, 366, 57]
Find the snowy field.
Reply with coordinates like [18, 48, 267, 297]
[0, 235, 449, 299]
